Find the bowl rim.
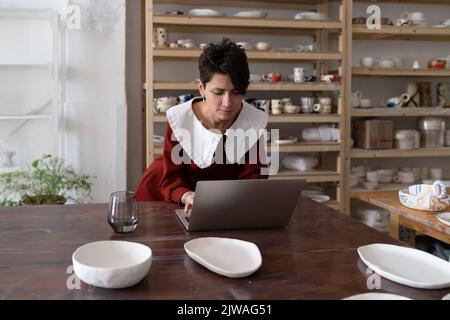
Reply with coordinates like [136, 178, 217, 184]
[72, 240, 152, 272]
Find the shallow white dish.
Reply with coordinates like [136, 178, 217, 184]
[273, 136, 298, 145]
[234, 11, 267, 18]
[358, 243, 450, 289]
[184, 237, 262, 278]
[437, 212, 450, 226]
[72, 241, 152, 289]
[188, 9, 224, 17]
[443, 293, 450, 300]
[342, 293, 411, 300]
[307, 194, 331, 203]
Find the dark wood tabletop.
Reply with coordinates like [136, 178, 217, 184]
[1, 198, 449, 300]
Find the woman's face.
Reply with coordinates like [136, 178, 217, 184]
[200, 73, 244, 122]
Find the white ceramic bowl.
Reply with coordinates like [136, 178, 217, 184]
[72, 241, 152, 289]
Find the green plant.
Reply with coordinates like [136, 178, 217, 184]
[0, 154, 93, 206]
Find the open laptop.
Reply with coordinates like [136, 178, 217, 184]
[175, 179, 305, 232]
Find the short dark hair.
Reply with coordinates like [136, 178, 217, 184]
[199, 38, 250, 95]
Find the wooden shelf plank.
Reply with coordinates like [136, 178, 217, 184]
[353, 25, 450, 41]
[270, 142, 341, 153]
[353, 67, 450, 77]
[153, 81, 342, 91]
[270, 170, 340, 182]
[153, 113, 341, 123]
[155, 143, 341, 155]
[269, 114, 341, 123]
[154, 0, 318, 10]
[352, 107, 450, 117]
[354, 0, 450, 4]
[153, 48, 342, 61]
[351, 148, 450, 158]
[351, 184, 410, 196]
[153, 15, 342, 30]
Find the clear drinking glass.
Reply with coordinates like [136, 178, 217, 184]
[108, 191, 139, 234]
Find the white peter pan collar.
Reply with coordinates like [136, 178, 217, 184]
[166, 97, 268, 169]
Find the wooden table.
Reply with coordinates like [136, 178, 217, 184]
[352, 190, 450, 245]
[1, 198, 449, 300]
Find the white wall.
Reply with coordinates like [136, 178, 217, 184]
[0, 0, 127, 203]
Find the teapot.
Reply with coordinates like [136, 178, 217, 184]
[351, 91, 363, 108]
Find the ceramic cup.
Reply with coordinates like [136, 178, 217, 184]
[366, 171, 378, 183]
[301, 97, 314, 113]
[430, 168, 443, 180]
[255, 42, 272, 51]
[394, 171, 415, 184]
[271, 99, 283, 115]
[293, 67, 305, 83]
[379, 59, 395, 68]
[360, 98, 372, 108]
[360, 57, 378, 68]
[154, 28, 169, 48]
[255, 99, 270, 112]
[314, 103, 332, 114]
[262, 73, 282, 82]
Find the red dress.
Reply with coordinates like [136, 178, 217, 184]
[135, 123, 268, 204]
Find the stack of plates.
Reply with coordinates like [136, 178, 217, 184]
[188, 9, 225, 17]
[234, 11, 267, 18]
[294, 12, 328, 21]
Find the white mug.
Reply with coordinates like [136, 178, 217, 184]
[430, 168, 443, 180]
[360, 57, 378, 68]
[360, 98, 372, 108]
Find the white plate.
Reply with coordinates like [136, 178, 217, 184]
[443, 293, 450, 300]
[437, 212, 450, 226]
[234, 11, 267, 18]
[307, 194, 330, 203]
[72, 241, 152, 289]
[358, 243, 450, 289]
[188, 9, 224, 17]
[273, 136, 298, 145]
[184, 237, 262, 278]
[343, 293, 412, 300]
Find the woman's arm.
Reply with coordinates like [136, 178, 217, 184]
[159, 123, 193, 205]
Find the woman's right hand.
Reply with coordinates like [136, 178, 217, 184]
[182, 191, 195, 214]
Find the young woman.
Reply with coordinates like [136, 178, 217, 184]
[136, 39, 268, 212]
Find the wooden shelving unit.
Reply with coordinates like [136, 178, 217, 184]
[145, 0, 352, 213]
[346, 0, 450, 218]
